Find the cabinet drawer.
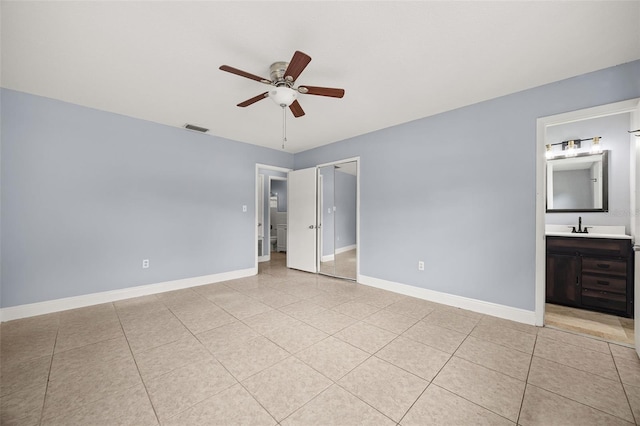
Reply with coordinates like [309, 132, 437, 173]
[581, 275, 627, 293]
[582, 288, 627, 312]
[582, 258, 627, 276]
[547, 237, 631, 257]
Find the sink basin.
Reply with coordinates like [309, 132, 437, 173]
[545, 224, 632, 240]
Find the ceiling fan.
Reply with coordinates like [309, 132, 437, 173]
[219, 51, 345, 118]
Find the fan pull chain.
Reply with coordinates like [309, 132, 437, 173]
[281, 106, 287, 150]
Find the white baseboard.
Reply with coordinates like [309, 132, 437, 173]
[336, 244, 356, 255]
[358, 275, 536, 325]
[0, 267, 257, 322]
[321, 245, 356, 262]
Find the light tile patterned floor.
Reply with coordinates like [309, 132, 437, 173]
[2, 252, 640, 425]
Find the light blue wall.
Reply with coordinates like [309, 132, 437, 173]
[2, 61, 639, 311]
[295, 60, 640, 311]
[545, 113, 632, 232]
[1, 89, 293, 307]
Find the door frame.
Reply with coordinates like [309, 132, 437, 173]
[255, 164, 292, 270]
[316, 157, 361, 281]
[534, 98, 640, 328]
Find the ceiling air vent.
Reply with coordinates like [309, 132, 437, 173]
[184, 124, 209, 133]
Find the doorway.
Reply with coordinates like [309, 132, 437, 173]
[535, 98, 640, 350]
[255, 164, 291, 269]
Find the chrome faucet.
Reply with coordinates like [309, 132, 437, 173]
[571, 216, 589, 234]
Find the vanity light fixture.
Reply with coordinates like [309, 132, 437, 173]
[565, 140, 578, 157]
[545, 136, 602, 159]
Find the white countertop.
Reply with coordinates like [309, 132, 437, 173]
[545, 224, 632, 240]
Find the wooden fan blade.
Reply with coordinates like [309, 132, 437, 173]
[219, 65, 271, 84]
[284, 51, 312, 83]
[237, 92, 268, 107]
[289, 100, 305, 118]
[298, 86, 345, 98]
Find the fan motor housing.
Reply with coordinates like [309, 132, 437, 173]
[270, 61, 291, 86]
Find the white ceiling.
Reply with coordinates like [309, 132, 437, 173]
[2, 1, 639, 153]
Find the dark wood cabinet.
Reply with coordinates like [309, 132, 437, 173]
[546, 236, 634, 317]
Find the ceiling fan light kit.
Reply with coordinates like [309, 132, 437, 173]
[269, 86, 297, 107]
[219, 51, 345, 150]
[219, 50, 345, 118]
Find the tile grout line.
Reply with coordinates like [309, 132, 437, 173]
[609, 342, 639, 425]
[113, 302, 163, 426]
[36, 321, 60, 426]
[516, 330, 538, 425]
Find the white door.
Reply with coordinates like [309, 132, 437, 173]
[631, 100, 640, 356]
[287, 167, 317, 273]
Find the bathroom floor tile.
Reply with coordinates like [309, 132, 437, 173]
[7, 254, 639, 426]
[537, 327, 610, 354]
[376, 336, 451, 381]
[195, 321, 259, 354]
[400, 384, 514, 426]
[163, 383, 275, 426]
[402, 321, 466, 354]
[534, 336, 618, 381]
[0, 354, 51, 397]
[144, 358, 236, 422]
[338, 356, 428, 422]
[243, 309, 300, 335]
[120, 308, 191, 354]
[279, 300, 327, 323]
[454, 336, 531, 381]
[519, 384, 632, 426]
[44, 337, 143, 419]
[295, 336, 370, 381]
[363, 309, 418, 334]
[609, 343, 639, 362]
[385, 297, 437, 320]
[470, 323, 536, 354]
[214, 336, 289, 380]
[133, 334, 214, 381]
[0, 383, 47, 426]
[263, 321, 328, 354]
[243, 357, 332, 421]
[332, 300, 381, 320]
[432, 356, 525, 422]
[302, 309, 358, 334]
[527, 356, 633, 422]
[166, 299, 235, 334]
[282, 384, 395, 426]
[613, 355, 640, 387]
[422, 308, 480, 335]
[41, 383, 157, 426]
[333, 321, 397, 354]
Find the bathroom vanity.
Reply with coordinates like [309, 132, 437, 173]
[546, 230, 634, 318]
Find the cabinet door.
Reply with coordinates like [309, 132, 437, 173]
[546, 254, 580, 306]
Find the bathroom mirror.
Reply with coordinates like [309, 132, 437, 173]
[318, 161, 357, 280]
[546, 151, 608, 212]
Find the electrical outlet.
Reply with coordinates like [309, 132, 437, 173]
[242, 205, 247, 212]
[418, 261, 424, 271]
[142, 259, 149, 269]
